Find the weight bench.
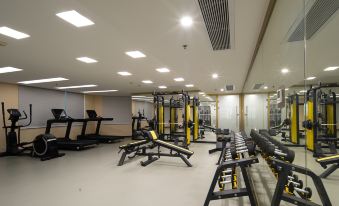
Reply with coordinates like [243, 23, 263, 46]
[316, 154, 339, 178]
[141, 131, 194, 167]
[117, 139, 151, 166]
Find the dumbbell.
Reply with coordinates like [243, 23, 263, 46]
[230, 142, 256, 159]
[264, 143, 295, 162]
[288, 183, 312, 199]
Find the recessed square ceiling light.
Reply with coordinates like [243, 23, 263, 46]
[125, 51, 146, 58]
[76, 57, 98, 63]
[220, 88, 224, 92]
[142, 80, 153, 84]
[212, 73, 218, 79]
[158, 85, 167, 89]
[0, 27, 30, 39]
[156, 68, 170, 73]
[185, 84, 194, 88]
[56, 84, 97, 89]
[324, 66, 339, 71]
[263, 86, 268, 89]
[117, 71, 132, 76]
[56, 10, 94, 27]
[180, 16, 193, 27]
[83, 90, 118, 93]
[0, 67, 23, 74]
[306, 76, 316, 80]
[18, 77, 68, 84]
[174, 77, 184, 82]
[281, 68, 289, 74]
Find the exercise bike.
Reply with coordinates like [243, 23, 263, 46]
[0, 102, 64, 161]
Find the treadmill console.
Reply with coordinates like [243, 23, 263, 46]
[51, 109, 68, 120]
[87, 110, 98, 118]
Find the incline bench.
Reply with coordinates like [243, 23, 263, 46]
[316, 154, 339, 178]
[142, 130, 194, 167]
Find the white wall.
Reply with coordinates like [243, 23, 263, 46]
[244, 94, 268, 134]
[218, 95, 240, 131]
[132, 100, 154, 120]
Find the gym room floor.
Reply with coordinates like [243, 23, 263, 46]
[0, 132, 337, 206]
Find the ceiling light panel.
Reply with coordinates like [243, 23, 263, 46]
[18, 77, 68, 84]
[76, 57, 98, 63]
[174, 77, 184, 82]
[212, 73, 218, 79]
[0, 27, 30, 39]
[125, 51, 146, 58]
[180, 16, 193, 27]
[306, 76, 316, 80]
[142, 80, 153, 84]
[117, 71, 132, 76]
[56, 10, 94, 27]
[281, 68, 289, 74]
[324, 66, 339, 71]
[263, 86, 268, 89]
[185, 84, 194, 88]
[0, 67, 23, 74]
[158, 85, 167, 89]
[156, 68, 170, 73]
[83, 90, 118, 93]
[56, 84, 97, 89]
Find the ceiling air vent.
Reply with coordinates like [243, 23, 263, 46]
[198, 0, 231, 50]
[253, 83, 264, 90]
[226, 84, 234, 91]
[288, 0, 339, 42]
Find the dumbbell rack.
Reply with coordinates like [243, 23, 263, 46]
[271, 158, 332, 206]
[204, 157, 259, 206]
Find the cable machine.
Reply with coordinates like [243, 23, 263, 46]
[303, 83, 338, 157]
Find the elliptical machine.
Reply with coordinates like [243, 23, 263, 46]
[1, 102, 64, 161]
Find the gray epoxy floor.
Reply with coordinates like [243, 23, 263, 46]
[0, 132, 338, 206]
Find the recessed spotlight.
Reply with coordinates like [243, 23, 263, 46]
[125, 51, 146, 58]
[212, 73, 219, 79]
[142, 80, 153, 84]
[174, 77, 184, 82]
[324, 66, 339, 71]
[185, 84, 194, 88]
[56, 85, 97, 89]
[0, 27, 30, 39]
[158, 85, 167, 89]
[18, 77, 68, 84]
[83, 90, 118, 93]
[0, 67, 23, 74]
[220, 88, 225, 92]
[281, 68, 289, 74]
[76, 57, 98, 63]
[56, 10, 94, 27]
[117, 71, 132, 76]
[263, 86, 268, 90]
[180, 16, 193, 27]
[156, 68, 170, 73]
[306, 76, 316, 80]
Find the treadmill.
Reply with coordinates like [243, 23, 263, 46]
[45, 109, 98, 150]
[77, 110, 125, 143]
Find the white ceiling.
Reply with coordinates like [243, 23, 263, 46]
[0, 0, 269, 96]
[244, 0, 339, 93]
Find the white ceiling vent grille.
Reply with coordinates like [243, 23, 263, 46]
[226, 84, 234, 91]
[198, 0, 231, 50]
[288, 0, 339, 42]
[253, 83, 264, 90]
